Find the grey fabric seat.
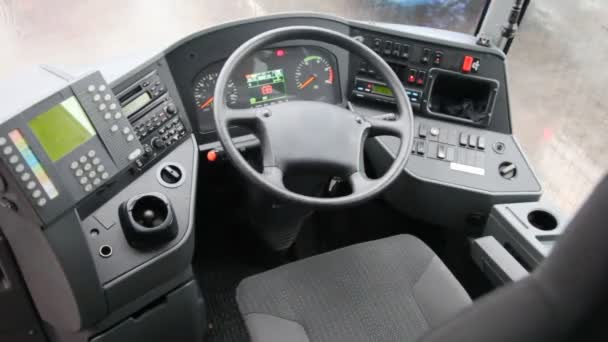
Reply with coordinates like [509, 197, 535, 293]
[237, 235, 471, 342]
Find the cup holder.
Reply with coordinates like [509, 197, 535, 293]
[527, 210, 558, 231]
[119, 192, 178, 248]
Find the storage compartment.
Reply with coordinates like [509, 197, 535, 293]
[427, 69, 499, 125]
[91, 280, 204, 342]
[484, 201, 568, 269]
[471, 236, 529, 286]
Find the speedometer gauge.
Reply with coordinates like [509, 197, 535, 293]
[193, 71, 238, 114]
[294, 55, 335, 100]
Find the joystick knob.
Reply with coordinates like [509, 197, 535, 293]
[119, 192, 177, 248]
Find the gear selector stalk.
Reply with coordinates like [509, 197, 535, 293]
[119, 192, 177, 248]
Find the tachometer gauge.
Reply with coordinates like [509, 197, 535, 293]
[193, 71, 238, 114]
[294, 55, 335, 99]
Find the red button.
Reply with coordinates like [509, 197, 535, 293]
[462, 55, 474, 73]
[207, 150, 218, 162]
[408, 75, 416, 83]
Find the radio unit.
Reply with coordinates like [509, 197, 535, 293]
[118, 71, 168, 120]
[0, 71, 143, 223]
[352, 78, 422, 110]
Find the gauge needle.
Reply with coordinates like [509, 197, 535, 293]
[200, 96, 214, 109]
[298, 76, 317, 89]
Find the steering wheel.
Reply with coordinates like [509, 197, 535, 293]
[214, 26, 414, 208]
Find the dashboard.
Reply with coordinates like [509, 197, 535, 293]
[0, 13, 543, 342]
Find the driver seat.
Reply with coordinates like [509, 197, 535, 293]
[237, 175, 608, 342]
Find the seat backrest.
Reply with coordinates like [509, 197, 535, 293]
[419, 175, 608, 342]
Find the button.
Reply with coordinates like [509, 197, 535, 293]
[127, 134, 134, 142]
[92, 157, 100, 165]
[0, 137, 6, 146]
[416, 71, 426, 86]
[104, 112, 112, 120]
[87, 150, 96, 158]
[392, 43, 401, 57]
[75, 169, 84, 177]
[3, 146, 13, 155]
[468, 135, 477, 147]
[87, 85, 96, 92]
[109, 103, 117, 110]
[207, 150, 218, 162]
[104, 94, 112, 101]
[26, 181, 36, 190]
[98, 85, 107, 92]
[477, 136, 486, 150]
[430, 127, 440, 137]
[421, 48, 431, 64]
[80, 177, 88, 185]
[407, 69, 417, 84]
[9, 155, 18, 164]
[416, 141, 425, 155]
[437, 145, 447, 159]
[111, 125, 119, 132]
[419, 125, 428, 138]
[32, 189, 41, 198]
[84, 184, 93, 192]
[93, 178, 101, 186]
[97, 165, 105, 172]
[462, 55, 474, 73]
[15, 164, 25, 173]
[372, 38, 382, 52]
[401, 44, 410, 59]
[93, 94, 101, 102]
[459, 133, 468, 146]
[84, 163, 92, 171]
[37, 198, 47, 207]
[21, 173, 31, 181]
[114, 112, 122, 119]
[101, 172, 110, 180]
[433, 51, 443, 66]
[98, 103, 106, 111]
[122, 127, 130, 134]
[88, 171, 97, 178]
[70, 161, 79, 169]
[128, 149, 142, 160]
[79, 156, 87, 163]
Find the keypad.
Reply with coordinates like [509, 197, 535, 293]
[70, 149, 110, 192]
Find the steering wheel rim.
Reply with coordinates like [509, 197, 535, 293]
[214, 26, 414, 208]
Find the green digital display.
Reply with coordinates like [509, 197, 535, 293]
[28, 97, 97, 162]
[246, 69, 287, 105]
[372, 84, 394, 97]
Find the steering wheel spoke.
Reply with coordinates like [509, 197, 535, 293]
[349, 172, 375, 194]
[367, 114, 405, 138]
[225, 107, 264, 126]
[262, 166, 286, 189]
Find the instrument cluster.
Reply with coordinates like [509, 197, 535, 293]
[192, 46, 341, 121]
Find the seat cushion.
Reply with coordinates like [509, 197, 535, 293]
[237, 235, 472, 342]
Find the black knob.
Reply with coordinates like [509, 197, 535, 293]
[166, 103, 177, 115]
[499, 162, 517, 180]
[151, 137, 165, 149]
[160, 164, 183, 185]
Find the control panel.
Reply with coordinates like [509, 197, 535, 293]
[0, 71, 143, 223]
[117, 70, 190, 170]
[351, 29, 504, 129]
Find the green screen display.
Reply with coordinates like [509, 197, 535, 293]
[28, 97, 96, 162]
[372, 84, 394, 97]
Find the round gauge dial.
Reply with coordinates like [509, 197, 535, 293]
[193, 71, 238, 114]
[294, 55, 335, 98]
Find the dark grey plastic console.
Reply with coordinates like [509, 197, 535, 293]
[472, 200, 567, 286]
[484, 201, 567, 269]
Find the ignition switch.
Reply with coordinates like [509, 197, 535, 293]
[499, 162, 517, 180]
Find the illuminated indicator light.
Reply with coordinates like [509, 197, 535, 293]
[462, 55, 474, 73]
[276, 49, 285, 57]
[207, 150, 218, 162]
